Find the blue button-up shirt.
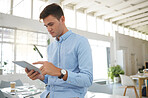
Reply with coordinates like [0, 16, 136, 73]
[40, 30, 93, 98]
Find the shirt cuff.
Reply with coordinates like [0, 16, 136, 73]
[66, 70, 78, 85]
[42, 75, 48, 84]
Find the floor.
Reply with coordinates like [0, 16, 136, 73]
[109, 82, 147, 98]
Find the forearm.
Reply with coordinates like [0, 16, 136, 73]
[65, 70, 93, 87]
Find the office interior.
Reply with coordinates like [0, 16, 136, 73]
[0, 0, 148, 98]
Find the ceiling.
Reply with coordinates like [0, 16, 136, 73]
[59, 0, 148, 34]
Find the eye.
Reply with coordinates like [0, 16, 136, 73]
[47, 23, 54, 26]
[44, 25, 48, 27]
[44, 22, 54, 27]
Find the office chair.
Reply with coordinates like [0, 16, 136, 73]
[120, 74, 139, 98]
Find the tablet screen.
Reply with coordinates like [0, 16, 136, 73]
[12, 61, 41, 74]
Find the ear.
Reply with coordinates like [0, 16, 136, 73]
[60, 16, 65, 23]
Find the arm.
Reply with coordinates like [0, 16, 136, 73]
[65, 38, 93, 87]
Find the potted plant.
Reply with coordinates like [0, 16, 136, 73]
[0, 61, 8, 75]
[108, 65, 124, 83]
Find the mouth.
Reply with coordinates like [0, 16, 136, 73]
[50, 32, 54, 34]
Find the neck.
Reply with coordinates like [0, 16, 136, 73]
[57, 26, 69, 40]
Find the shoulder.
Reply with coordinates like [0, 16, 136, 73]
[71, 32, 89, 43]
[70, 33, 90, 50]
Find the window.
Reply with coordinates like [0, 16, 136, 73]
[2, 43, 14, 74]
[104, 21, 112, 36]
[87, 15, 96, 33]
[76, 11, 86, 31]
[124, 28, 129, 35]
[15, 30, 48, 74]
[97, 18, 104, 35]
[146, 35, 148, 41]
[138, 32, 142, 39]
[33, 0, 48, 20]
[113, 24, 118, 32]
[0, 27, 48, 74]
[13, 0, 31, 18]
[142, 33, 146, 40]
[88, 39, 110, 81]
[0, 0, 11, 14]
[16, 30, 28, 44]
[64, 8, 75, 28]
[0, 28, 3, 41]
[134, 31, 138, 38]
[0, 28, 15, 75]
[38, 33, 48, 46]
[3, 28, 15, 42]
[129, 30, 134, 37]
[118, 26, 124, 34]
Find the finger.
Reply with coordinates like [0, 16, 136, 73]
[27, 70, 35, 77]
[32, 61, 44, 65]
[41, 71, 46, 76]
[41, 69, 46, 76]
[30, 71, 40, 80]
[39, 66, 44, 71]
[25, 68, 29, 73]
[32, 75, 39, 80]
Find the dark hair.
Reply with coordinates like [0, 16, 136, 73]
[40, 3, 64, 21]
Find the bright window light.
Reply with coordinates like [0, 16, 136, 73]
[104, 21, 112, 36]
[134, 31, 138, 38]
[142, 33, 146, 40]
[13, 0, 31, 18]
[138, 32, 142, 39]
[33, 0, 48, 20]
[76, 11, 86, 31]
[118, 26, 124, 34]
[87, 15, 96, 33]
[0, 0, 11, 14]
[124, 28, 129, 35]
[146, 35, 148, 41]
[64, 8, 75, 28]
[129, 30, 134, 37]
[88, 39, 110, 81]
[97, 18, 104, 35]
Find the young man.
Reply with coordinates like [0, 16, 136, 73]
[25, 3, 93, 98]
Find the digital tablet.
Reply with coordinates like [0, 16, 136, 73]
[12, 61, 41, 74]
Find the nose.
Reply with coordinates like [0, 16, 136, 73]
[47, 27, 52, 32]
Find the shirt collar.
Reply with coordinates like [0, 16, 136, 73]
[56, 30, 72, 43]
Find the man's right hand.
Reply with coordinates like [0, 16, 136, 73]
[25, 68, 45, 81]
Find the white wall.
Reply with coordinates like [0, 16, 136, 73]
[116, 32, 148, 75]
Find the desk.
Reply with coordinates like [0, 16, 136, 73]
[1, 85, 42, 98]
[131, 75, 148, 98]
[86, 92, 129, 98]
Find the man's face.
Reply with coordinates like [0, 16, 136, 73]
[43, 15, 64, 39]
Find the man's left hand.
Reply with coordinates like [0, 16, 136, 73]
[33, 61, 61, 76]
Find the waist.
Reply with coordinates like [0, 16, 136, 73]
[46, 86, 85, 98]
[47, 85, 86, 92]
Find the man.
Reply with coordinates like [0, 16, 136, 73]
[25, 3, 93, 98]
